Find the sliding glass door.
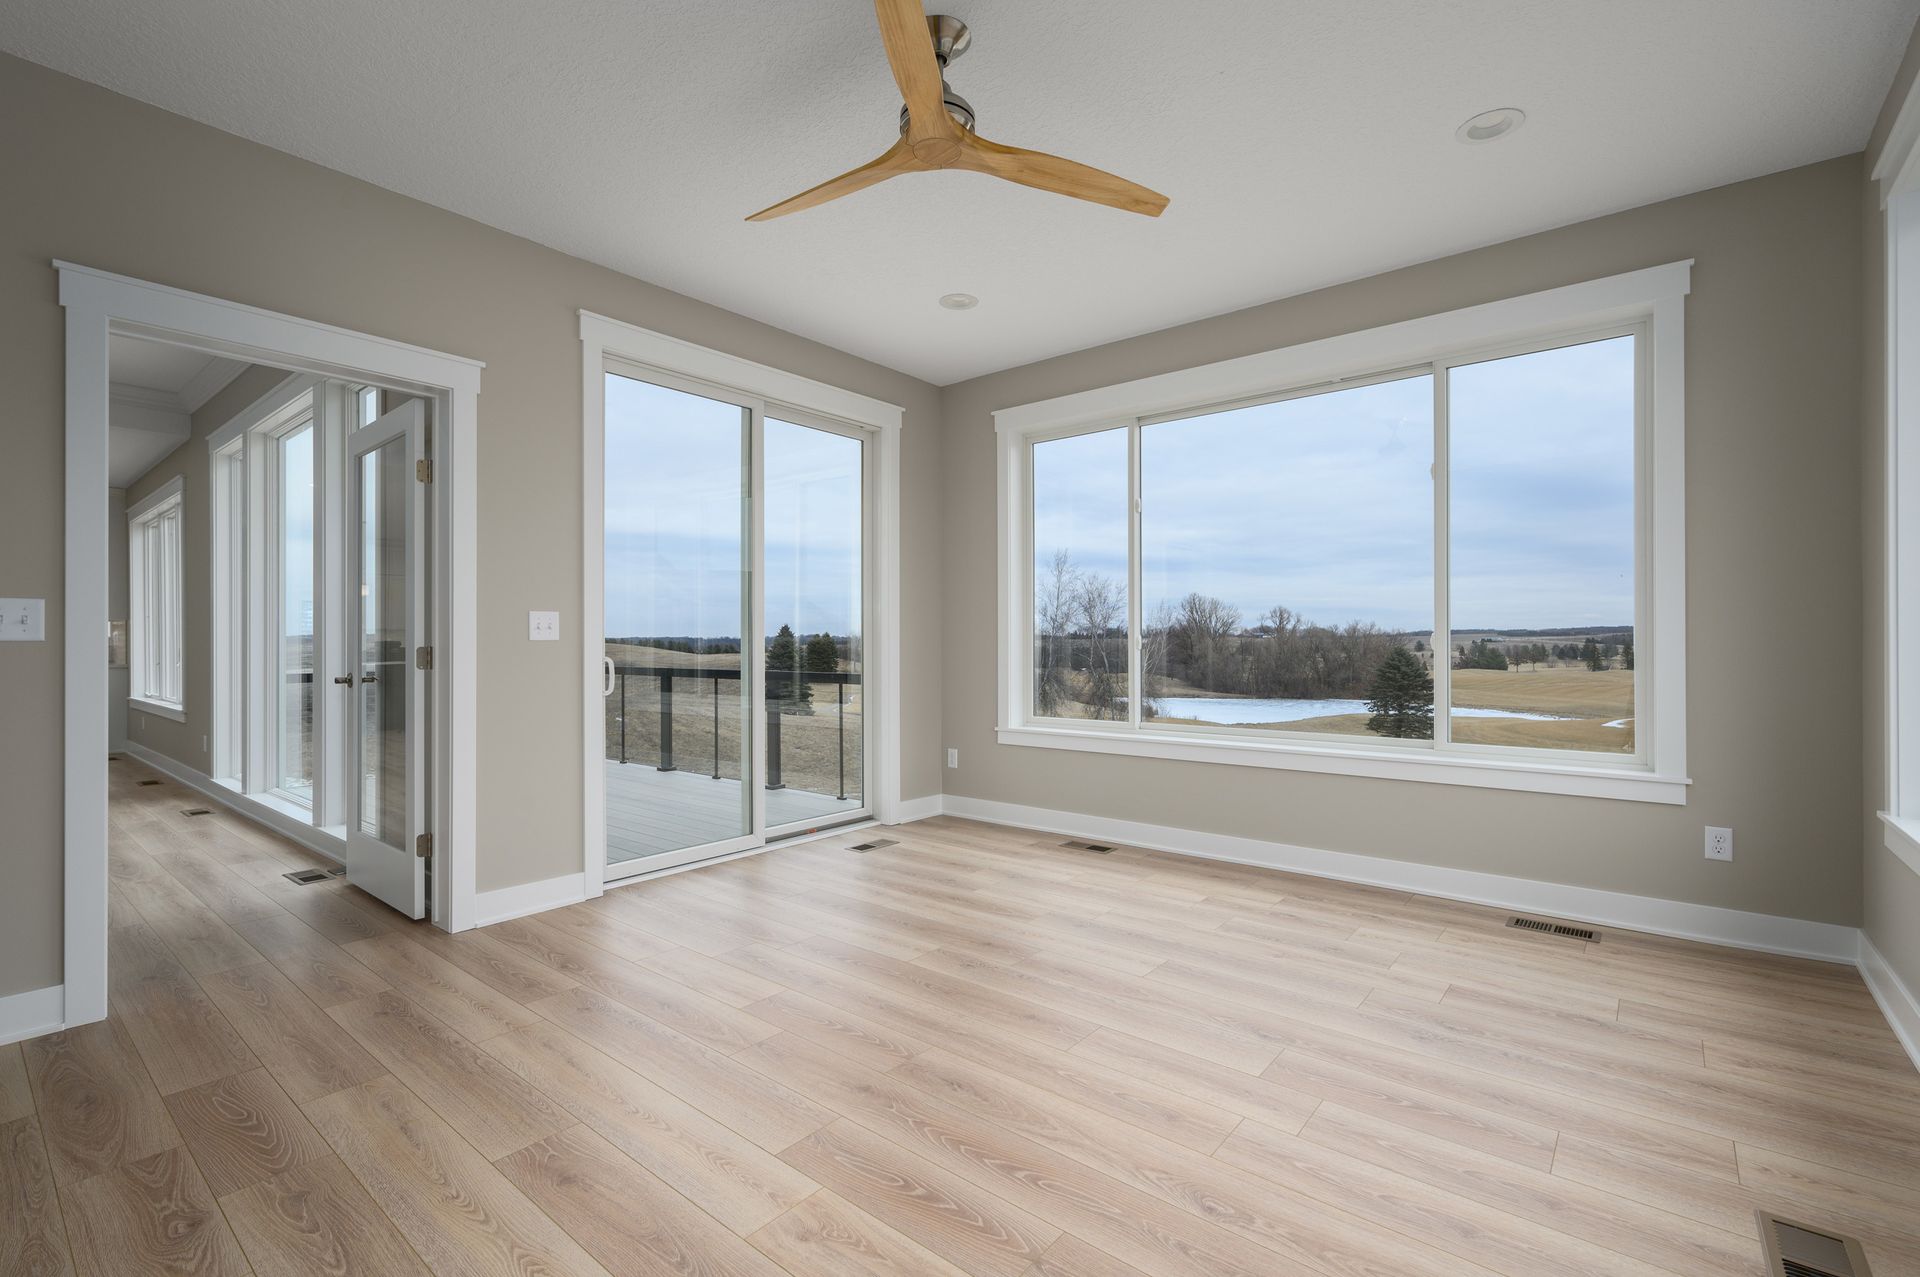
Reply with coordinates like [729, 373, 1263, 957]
[600, 369, 871, 878]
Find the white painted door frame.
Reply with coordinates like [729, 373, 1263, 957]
[58, 262, 483, 1029]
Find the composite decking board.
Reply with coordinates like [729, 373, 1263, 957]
[32, 753, 1920, 1277]
[604, 760, 862, 862]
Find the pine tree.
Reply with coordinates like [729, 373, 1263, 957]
[1365, 647, 1435, 739]
[804, 632, 839, 673]
[1581, 635, 1604, 671]
[767, 624, 812, 712]
[1623, 638, 1635, 671]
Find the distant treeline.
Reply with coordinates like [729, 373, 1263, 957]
[1034, 552, 1637, 718]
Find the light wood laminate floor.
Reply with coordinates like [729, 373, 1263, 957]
[5, 756, 1919, 1276]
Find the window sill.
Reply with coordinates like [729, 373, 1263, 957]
[129, 696, 186, 723]
[996, 723, 1690, 804]
[1881, 812, 1920, 879]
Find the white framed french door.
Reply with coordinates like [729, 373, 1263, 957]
[341, 399, 430, 916]
[595, 357, 875, 883]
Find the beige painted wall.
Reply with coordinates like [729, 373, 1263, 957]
[0, 53, 946, 998]
[939, 156, 1867, 927]
[1862, 20, 1920, 998]
[122, 366, 288, 772]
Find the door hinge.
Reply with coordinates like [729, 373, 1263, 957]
[416, 458, 433, 483]
[415, 645, 433, 670]
[415, 833, 433, 859]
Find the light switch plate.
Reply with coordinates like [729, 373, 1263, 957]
[0, 598, 46, 641]
[528, 610, 560, 641]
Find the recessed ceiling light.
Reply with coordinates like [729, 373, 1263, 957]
[939, 293, 979, 311]
[1456, 107, 1526, 145]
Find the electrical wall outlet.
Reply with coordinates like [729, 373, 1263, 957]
[1705, 826, 1733, 861]
[0, 598, 45, 641]
[946, 748, 959, 769]
[528, 610, 560, 641]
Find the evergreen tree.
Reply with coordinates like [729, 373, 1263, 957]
[1581, 635, 1604, 671]
[804, 632, 839, 673]
[1365, 648, 1435, 739]
[766, 624, 812, 712]
[1623, 638, 1635, 671]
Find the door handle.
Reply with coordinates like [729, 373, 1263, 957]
[359, 673, 379, 685]
[333, 675, 353, 686]
[603, 657, 615, 697]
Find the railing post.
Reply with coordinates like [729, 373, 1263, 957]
[836, 680, 846, 800]
[657, 670, 675, 772]
[618, 670, 626, 765]
[765, 670, 784, 790]
[711, 674, 720, 779]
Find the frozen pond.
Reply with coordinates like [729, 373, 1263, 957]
[1145, 696, 1578, 725]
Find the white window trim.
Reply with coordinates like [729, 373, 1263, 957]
[994, 261, 1691, 804]
[127, 475, 186, 721]
[578, 311, 905, 900]
[1882, 176, 1920, 877]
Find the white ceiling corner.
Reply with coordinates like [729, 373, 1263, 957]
[6, 1, 1916, 385]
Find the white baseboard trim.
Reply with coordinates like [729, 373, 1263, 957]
[474, 872, 587, 927]
[1860, 936, 1920, 1073]
[0, 984, 66, 1046]
[936, 794, 1861, 964]
[891, 794, 946, 824]
[122, 743, 343, 865]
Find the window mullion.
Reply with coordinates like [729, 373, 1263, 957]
[1432, 363, 1451, 751]
[1127, 419, 1142, 730]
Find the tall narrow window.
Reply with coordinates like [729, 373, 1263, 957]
[127, 477, 185, 717]
[1140, 374, 1433, 738]
[276, 422, 318, 803]
[1447, 335, 1637, 754]
[210, 445, 246, 782]
[1031, 427, 1130, 721]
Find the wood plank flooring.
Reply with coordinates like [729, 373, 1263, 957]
[5, 757, 1919, 1275]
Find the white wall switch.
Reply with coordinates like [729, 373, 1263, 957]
[0, 598, 45, 641]
[946, 748, 959, 769]
[1705, 826, 1733, 861]
[528, 610, 560, 641]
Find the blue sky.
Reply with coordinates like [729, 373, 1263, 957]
[598, 336, 1634, 641]
[604, 374, 861, 639]
[1033, 335, 1636, 633]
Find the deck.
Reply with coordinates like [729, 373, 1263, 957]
[605, 760, 863, 863]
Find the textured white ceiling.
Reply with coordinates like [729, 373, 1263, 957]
[7, 1, 1915, 383]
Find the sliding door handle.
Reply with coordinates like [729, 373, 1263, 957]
[359, 673, 379, 685]
[333, 675, 353, 686]
[604, 657, 615, 697]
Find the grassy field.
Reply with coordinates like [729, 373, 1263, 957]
[604, 644, 864, 800]
[1245, 667, 1634, 752]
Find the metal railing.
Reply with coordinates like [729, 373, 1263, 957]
[608, 664, 860, 800]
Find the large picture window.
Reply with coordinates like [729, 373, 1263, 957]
[998, 265, 1687, 802]
[128, 476, 186, 718]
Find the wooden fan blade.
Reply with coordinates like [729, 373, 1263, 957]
[953, 132, 1169, 217]
[745, 138, 921, 221]
[874, 0, 954, 147]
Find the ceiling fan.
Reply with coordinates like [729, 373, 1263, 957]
[747, 0, 1169, 221]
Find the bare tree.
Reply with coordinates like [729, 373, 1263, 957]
[1074, 571, 1127, 719]
[1033, 549, 1077, 715]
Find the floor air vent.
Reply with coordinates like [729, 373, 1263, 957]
[1061, 840, 1114, 854]
[282, 868, 333, 885]
[1507, 915, 1600, 942]
[1759, 1212, 1871, 1277]
[847, 838, 897, 853]
[181, 808, 211, 817]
